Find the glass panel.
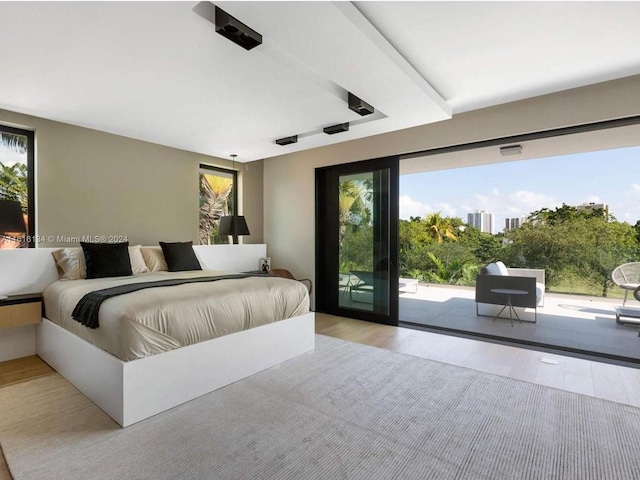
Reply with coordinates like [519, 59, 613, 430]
[338, 171, 390, 314]
[199, 168, 234, 245]
[0, 131, 29, 249]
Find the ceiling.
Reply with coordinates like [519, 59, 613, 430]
[0, 2, 639, 162]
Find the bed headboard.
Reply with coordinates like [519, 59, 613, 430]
[193, 244, 267, 272]
[0, 248, 59, 296]
[0, 244, 268, 296]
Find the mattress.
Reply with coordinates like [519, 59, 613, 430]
[43, 270, 310, 361]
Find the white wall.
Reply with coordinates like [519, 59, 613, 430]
[262, 75, 640, 305]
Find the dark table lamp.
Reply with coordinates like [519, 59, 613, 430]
[218, 215, 250, 245]
[0, 199, 26, 237]
[0, 199, 26, 298]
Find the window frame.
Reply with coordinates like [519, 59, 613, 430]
[199, 164, 237, 245]
[0, 124, 35, 247]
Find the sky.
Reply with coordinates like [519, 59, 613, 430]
[0, 144, 25, 166]
[400, 145, 640, 231]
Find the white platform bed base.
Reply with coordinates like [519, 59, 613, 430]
[36, 312, 315, 427]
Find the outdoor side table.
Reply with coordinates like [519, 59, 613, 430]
[490, 288, 528, 327]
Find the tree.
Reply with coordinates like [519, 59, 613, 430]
[338, 180, 370, 244]
[0, 132, 27, 155]
[458, 225, 503, 264]
[399, 215, 480, 280]
[338, 179, 373, 271]
[424, 251, 478, 285]
[634, 220, 640, 244]
[199, 173, 233, 245]
[0, 162, 28, 209]
[0, 133, 29, 249]
[0, 133, 29, 209]
[505, 205, 639, 296]
[424, 212, 458, 243]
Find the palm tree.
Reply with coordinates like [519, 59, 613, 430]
[424, 251, 476, 285]
[338, 180, 368, 243]
[199, 173, 233, 245]
[0, 162, 28, 210]
[0, 132, 28, 155]
[0, 132, 29, 210]
[424, 212, 458, 244]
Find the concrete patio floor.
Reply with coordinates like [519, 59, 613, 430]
[399, 284, 640, 363]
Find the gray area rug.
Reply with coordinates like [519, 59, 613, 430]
[2, 335, 640, 479]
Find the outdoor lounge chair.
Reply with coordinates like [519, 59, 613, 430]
[349, 270, 374, 302]
[611, 262, 640, 305]
[475, 261, 545, 322]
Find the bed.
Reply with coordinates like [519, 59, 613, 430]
[43, 270, 310, 361]
[1, 244, 315, 427]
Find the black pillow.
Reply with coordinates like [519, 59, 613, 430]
[81, 242, 133, 279]
[159, 241, 202, 272]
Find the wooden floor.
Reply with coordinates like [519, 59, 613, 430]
[316, 313, 640, 408]
[0, 355, 54, 388]
[2, 320, 640, 408]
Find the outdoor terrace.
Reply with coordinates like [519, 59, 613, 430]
[399, 284, 640, 364]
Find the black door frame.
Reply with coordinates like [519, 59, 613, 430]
[315, 155, 399, 326]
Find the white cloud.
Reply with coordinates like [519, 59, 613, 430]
[435, 202, 456, 217]
[399, 195, 432, 220]
[400, 189, 562, 226]
[466, 190, 555, 217]
[507, 190, 559, 214]
[631, 184, 640, 194]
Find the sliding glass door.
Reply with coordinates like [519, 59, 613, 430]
[316, 156, 399, 325]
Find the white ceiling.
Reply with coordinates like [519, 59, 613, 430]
[0, 2, 639, 162]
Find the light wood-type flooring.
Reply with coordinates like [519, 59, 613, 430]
[0, 355, 54, 388]
[2, 317, 640, 406]
[315, 313, 640, 408]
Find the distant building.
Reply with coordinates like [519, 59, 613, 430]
[467, 210, 494, 234]
[575, 202, 609, 218]
[504, 216, 528, 232]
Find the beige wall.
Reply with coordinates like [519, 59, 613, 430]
[0, 109, 263, 247]
[262, 75, 640, 299]
[241, 159, 264, 245]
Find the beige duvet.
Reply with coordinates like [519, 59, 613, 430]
[43, 271, 310, 361]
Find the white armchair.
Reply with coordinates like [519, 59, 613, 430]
[476, 261, 546, 322]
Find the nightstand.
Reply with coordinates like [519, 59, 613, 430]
[0, 294, 42, 330]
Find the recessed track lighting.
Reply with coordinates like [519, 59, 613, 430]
[500, 145, 523, 156]
[215, 6, 262, 51]
[323, 123, 350, 135]
[348, 92, 374, 116]
[275, 135, 298, 146]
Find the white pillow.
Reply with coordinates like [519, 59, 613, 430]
[129, 245, 149, 274]
[140, 246, 168, 272]
[52, 247, 86, 280]
[495, 261, 509, 276]
[53, 245, 149, 279]
[485, 262, 509, 276]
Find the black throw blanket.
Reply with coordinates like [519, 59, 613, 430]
[71, 273, 268, 329]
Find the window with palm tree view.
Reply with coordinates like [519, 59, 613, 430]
[339, 173, 375, 309]
[199, 166, 235, 245]
[0, 126, 31, 248]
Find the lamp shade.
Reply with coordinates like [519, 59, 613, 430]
[0, 200, 26, 235]
[218, 215, 250, 237]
